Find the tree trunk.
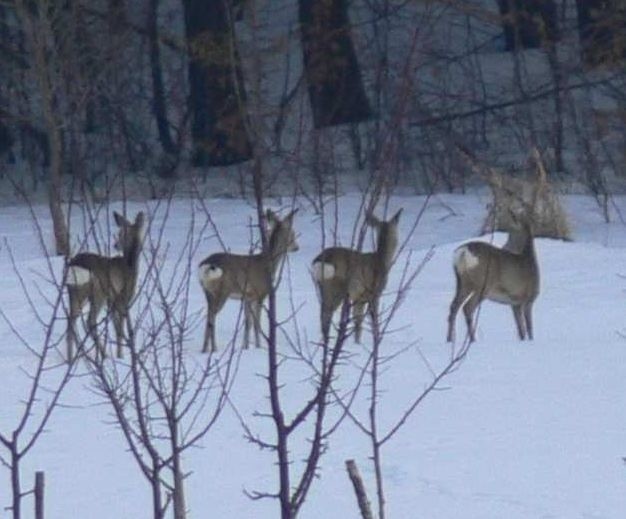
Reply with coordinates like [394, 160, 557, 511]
[34, 471, 44, 519]
[497, 0, 558, 50]
[46, 123, 70, 257]
[369, 306, 386, 519]
[575, 0, 626, 66]
[346, 460, 374, 519]
[150, 469, 164, 519]
[171, 436, 186, 519]
[11, 445, 21, 519]
[0, 118, 13, 157]
[182, 0, 252, 167]
[298, 0, 372, 128]
[16, 0, 70, 257]
[545, 42, 565, 173]
[148, 0, 178, 172]
[0, 6, 13, 161]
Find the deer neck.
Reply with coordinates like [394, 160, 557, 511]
[123, 236, 142, 275]
[504, 224, 535, 259]
[504, 229, 527, 253]
[517, 228, 537, 265]
[375, 229, 397, 271]
[266, 230, 287, 275]
[525, 237, 537, 264]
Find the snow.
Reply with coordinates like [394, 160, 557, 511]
[1, 192, 626, 518]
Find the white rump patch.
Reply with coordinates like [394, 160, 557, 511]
[199, 264, 223, 286]
[312, 261, 335, 281]
[67, 266, 91, 286]
[454, 246, 479, 272]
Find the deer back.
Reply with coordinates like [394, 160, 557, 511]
[199, 253, 269, 300]
[66, 211, 146, 305]
[312, 208, 402, 302]
[198, 208, 299, 302]
[69, 253, 133, 303]
[313, 247, 378, 298]
[454, 229, 539, 305]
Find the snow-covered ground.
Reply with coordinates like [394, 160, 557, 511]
[1, 192, 626, 518]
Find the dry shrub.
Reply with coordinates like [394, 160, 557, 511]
[481, 150, 572, 241]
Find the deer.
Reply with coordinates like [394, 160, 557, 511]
[446, 212, 540, 344]
[311, 209, 403, 343]
[66, 211, 146, 361]
[198, 208, 299, 352]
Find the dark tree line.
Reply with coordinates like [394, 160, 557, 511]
[496, 0, 558, 50]
[299, 0, 372, 128]
[183, 0, 252, 167]
[0, 0, 624, 203]
[576, 0, 626, 66]
[0, 0, 372, 179]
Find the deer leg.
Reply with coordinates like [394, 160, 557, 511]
[523, 302, 534, 340]
[250, 300, 262, 349]
[243, 301, 252, 349]
[202, 310, 216, 353]
[67, 286, 84, 362]
[321, 304, 333, 342]
[368, 299, 380, 342]
[112, 306, 126, 358]
[352, 301, 366, 344]
[242, 300, 263, 349]
[461, 293, 480, 343]
[87, 298, 105, 361]
[202, 292, 215, 353]
[447, 272, 472, 343]
[512, 304, 527, 340]
[202, 292, 226, 353]
[320, 282, 343, 342]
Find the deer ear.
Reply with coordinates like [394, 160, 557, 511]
[113, 211, 127, 227]
[391, 208, 403, 223]
[135, 211, 145, 228]
[266, 209, 277, 223]
[287, 208, 298, 221]
[365, 212, 381, 228]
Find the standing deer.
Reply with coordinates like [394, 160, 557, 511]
[312, 209, 403, 343]
[198, 209, 299, 352]
[446, 215, 540, 343]
[66, 211, 146, 361]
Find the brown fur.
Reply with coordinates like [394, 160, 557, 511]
[66, 211, 145, 361]
[447, 221, 540, 343]
[198, 209, 298, 352]
[312, 209, 402, 343]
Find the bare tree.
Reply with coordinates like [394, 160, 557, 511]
[0, 209, 78, 519]
[86, 199, 236, 519]
[230, 62, 356, 514]
[330, 234, 476, 519]
[14, 0, 69, 256]
[182, 0, 252, 167]
[298, 0, 373, 128]
[148, 0, 179, 174]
